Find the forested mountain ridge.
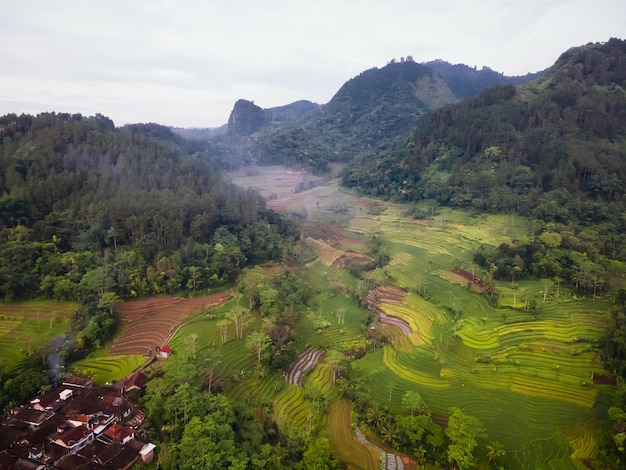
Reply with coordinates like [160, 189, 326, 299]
[344, 39, 626, 220]
[208, 58, 541, 172]
[422, 59, 545, 99]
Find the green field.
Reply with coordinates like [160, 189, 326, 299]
[178, 173, 615, 469]
[71, 354, 145, 385]
[346, 202, 610, 468]
[0, 301, 76, 374]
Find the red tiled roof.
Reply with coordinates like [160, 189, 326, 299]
[123, 372, 147, 390]
[103, 423, 134, 442]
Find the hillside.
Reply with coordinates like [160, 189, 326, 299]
[205, 58, 541, 172]
[423, 59, 545, 99]
[344, 39, 626, 224]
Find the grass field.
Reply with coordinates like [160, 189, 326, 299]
[0, 301, 76, 374]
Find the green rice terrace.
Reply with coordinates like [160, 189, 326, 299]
[217, 169, 615, 469]
[51, 169, 615, 469]
[0, 301, 76, 375]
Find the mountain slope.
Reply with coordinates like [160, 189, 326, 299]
[423, 60, 545, 99]
[202, 58, 541, 172]
[344, 39, 626, 222]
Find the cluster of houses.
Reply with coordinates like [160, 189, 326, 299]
[0, 373, 155, 470]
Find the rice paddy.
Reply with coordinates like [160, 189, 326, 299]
[219, 171, 615, 468]
[0, 301, 76, 374]
[71, 354, 145, 385]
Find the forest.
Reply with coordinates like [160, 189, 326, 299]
[0, 112, 298, 414]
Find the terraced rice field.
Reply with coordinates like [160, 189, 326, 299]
[284, 347, 324, 386]
[329, 399, 379, 470]
[220, 170, 614, 468]
[71, 354, 145, 385]
[305, 237, 346, 267]
[109, 291, 233, 355]
[0, 301, 76, 374]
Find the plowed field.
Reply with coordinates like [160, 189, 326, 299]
[109, 291, 233, 356]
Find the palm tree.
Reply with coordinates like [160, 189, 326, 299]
[380, 421, 399, 447]
[366, 405, 383, 430]
[486, 440, 506, 467]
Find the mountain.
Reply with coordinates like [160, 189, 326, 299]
[170, 125, 227, 140]
[268, 100, 320, 124]
[344, 38, 626, 229]
[210, 57, 542, 172]
[320, 59, 458, 147]
[227, 99, 272, 136]
[422, 60, 545, 99]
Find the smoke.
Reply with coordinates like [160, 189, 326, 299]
[47, 336, 67, 388]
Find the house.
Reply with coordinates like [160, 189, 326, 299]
[102, 423, 134, 445]
[53, 425, 93, 452]
[122, 371, 147, 393]
[139, 442, 156, 463]
[61, 376, 93, 389]
[1, 379, 154, 470]
[13, 408, 55, 429]
[159, 345, 171, 359]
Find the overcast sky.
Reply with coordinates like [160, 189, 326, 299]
[0, 1, 624, 128]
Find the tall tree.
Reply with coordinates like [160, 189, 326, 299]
[445, 407, 485, 470]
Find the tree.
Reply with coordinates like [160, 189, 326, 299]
[97, 291, 120, 315]
[227, 306, 250, 339]
[175, 414, 238, 469]
[218, 320, 229, 344]
[445, 407, 485, 470]
[203, 348, 222, 393]
[401, 390, 429, 416]
[298, 437, 340, 469]
[266, 322, 294, 355]
[184, 333, 198, 360]
[245, 330, 270, 366]
[238, 266, 266, 309]
[486, 440, 506, 467]
[512, 282, 519, 308]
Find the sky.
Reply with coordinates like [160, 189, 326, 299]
[0, 0, 624, 128]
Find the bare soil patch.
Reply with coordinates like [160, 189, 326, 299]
[592, 374, 617, 386]
[110, 291, 233, 356]
[439, 268, 487, 293]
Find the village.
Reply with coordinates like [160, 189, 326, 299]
[0, 366, 158, 470]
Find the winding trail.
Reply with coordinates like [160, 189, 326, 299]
[355, 428, 405, 470]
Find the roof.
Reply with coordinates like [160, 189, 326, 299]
[103, 423, 134, 442]
[139, 443, 156, 456]
[54, 426, 91, 448]
[123, 372, 147, 391]
[61, 376, 93, 388]
[13, 408, 54, 427]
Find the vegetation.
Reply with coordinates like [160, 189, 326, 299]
[344, 40, 626, 235]
[0, 112, 297, 412]
[2, 38, 626, 469]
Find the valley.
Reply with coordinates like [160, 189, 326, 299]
[1, 38, 625, 470]
[176, 166, 611, 468]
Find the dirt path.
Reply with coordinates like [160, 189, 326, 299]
[328, 399, 379, 470]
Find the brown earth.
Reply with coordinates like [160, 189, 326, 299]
[109, 291, 233, 356]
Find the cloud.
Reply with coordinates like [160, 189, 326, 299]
[0, 0, 624, 127]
